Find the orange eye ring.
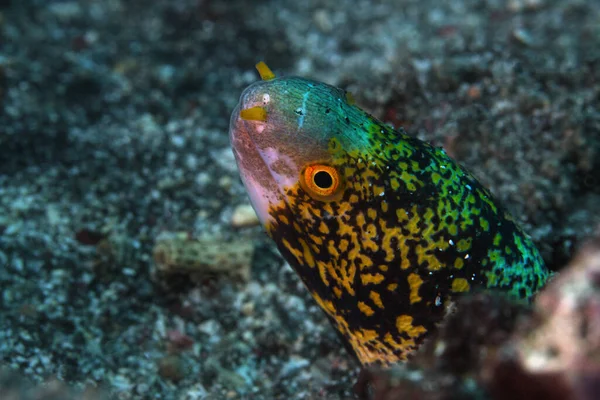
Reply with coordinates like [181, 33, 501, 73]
[301, 164, 343, 200]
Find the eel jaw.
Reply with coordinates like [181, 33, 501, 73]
[229, 101, 283, 226]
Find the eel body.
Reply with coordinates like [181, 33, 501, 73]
[229, 62, 550, 365]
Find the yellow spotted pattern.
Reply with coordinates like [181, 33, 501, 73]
[236, 75, 550, 366]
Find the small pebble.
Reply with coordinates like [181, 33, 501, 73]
[313, 9, 333, 33]
[231, 204, 259, 227]
[241, 301, 254, 316]
[218, 176, 233, 190]
[158, 355, 185, 382]
[511, 28, 534, 46]
[508, 0, 544, 12]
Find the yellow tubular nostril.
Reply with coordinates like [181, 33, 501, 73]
[255, 61, 276, 81]
[240, 106, 268, 122]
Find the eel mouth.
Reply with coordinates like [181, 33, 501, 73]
[229, 85, 286, 226]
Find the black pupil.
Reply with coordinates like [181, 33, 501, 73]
[314, 171, 333, 189]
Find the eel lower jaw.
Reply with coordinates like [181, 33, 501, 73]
[229, 105, 286, 227]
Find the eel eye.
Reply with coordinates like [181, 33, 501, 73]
[301, 164, 343, 200]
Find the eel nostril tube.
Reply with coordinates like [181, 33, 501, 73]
[255, 61, 275, 81]
[240, 106, 268, 122]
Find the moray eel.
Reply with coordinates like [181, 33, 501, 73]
[229, 62, 550, 366]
